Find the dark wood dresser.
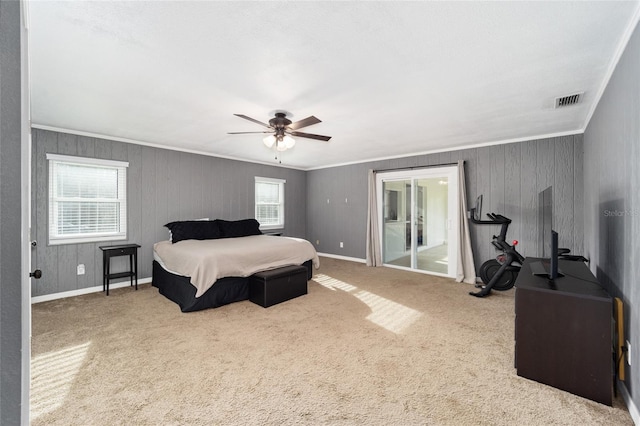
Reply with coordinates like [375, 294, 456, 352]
[514, 257, 613, 405]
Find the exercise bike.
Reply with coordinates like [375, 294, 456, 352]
[468, 195, 525, 297]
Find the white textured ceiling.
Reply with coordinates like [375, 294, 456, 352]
[28, 1, 640, 170]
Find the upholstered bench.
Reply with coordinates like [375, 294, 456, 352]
[249, 265, 308, 308]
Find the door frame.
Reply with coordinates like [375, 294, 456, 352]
[376, 166, 459, 278]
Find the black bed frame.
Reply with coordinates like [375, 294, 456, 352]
[152, 260, 313, 312]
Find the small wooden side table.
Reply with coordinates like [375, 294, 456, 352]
[99, 244, 141, 296]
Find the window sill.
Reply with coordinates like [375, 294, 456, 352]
[49, 235, 127, 246]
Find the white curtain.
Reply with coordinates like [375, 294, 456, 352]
[365, 169, 382, 266]
[456, 160, 477, 283]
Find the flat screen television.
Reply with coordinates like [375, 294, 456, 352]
[539, 186, 553, 258]
[531, 186, 562, 280]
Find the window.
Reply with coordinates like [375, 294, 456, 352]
[255, 177, 285, 230]
[47, 154, 128, 245]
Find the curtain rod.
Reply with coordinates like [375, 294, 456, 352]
[373, 161, 462, 173]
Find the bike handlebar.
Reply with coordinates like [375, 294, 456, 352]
[468, 208, 512, 225]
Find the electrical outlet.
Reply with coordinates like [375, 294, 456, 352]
[77, 264, 85, 275]
[340, 242, 344, 248]
[627, 340, 632, 366]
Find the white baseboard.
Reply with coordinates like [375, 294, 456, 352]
[618, 380, 639, 425]
[316, 253, 480, 286]
[31, 277, 152, 304]
[317, 253, 366, 263]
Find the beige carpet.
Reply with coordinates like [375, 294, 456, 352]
[31, 257, 632, 425]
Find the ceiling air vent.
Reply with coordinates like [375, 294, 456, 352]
[554, 92, 583, 108]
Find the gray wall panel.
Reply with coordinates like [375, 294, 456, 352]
[124, 144, 141, 248]
[111, 140, 128, 162]
[195, 155, 208, 218]
[554, 136, 574, 251]
[57, 132, 77, 155]
[35, 131, 58, 294]
[140, 147, 157, 276]
[475, 147, 494, 260]
[573, 135, 584, 255]
[0, 0, 24, 422]
[166, 151, 181, 222]
[535, 139, 554, 191]
[584, 20, 639, 411]
[77, 135, 96, 158]
[31, 129, 307, 296]
[519, 140, 538, 256]
[57, 244, 78, 292]
[504, 143, 521, 246]
[154, 149, 169, 243]
[307, 136, 584, 269]
[95, 139, 111, 160]
[490, 145, 506, 219]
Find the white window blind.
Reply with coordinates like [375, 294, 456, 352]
[255, 177, 285, 230]
[47, 154, 128, 245]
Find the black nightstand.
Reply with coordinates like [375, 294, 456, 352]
[99, 244, 141, 296]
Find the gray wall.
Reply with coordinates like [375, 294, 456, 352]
[35, 127, 584, 296]
[306, 135, 584, 271]
[0, 0, 23, 423]
[584, 19, 639, 410]
[31, 129, 307, 297]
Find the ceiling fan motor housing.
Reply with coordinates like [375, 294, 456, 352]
[269, 112, 292, 129]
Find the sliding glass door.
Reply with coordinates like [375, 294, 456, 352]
[377, 167, 458, 277]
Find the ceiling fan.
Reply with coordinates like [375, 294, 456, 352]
[228, 111, 331, 152]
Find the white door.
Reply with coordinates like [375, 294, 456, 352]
[377, 166, 458, 277]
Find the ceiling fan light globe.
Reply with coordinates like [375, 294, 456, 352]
[276, 140, 288, 152]
[263, 135, 276, 148]
[283, 135, 296, 148]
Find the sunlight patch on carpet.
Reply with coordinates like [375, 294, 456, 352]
[314, 274, 422, 334]
[31, 341, 91, 421]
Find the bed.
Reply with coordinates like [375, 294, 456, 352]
[152, 219, 319, 312]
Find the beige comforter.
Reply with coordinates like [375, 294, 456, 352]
[153, 235, 320, 297]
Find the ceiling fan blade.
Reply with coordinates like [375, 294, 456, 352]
[287, 116, 321, 130]
[289, 131, 332, 141]
[233, 114, 271, 128]
[228, 131, 274, 134]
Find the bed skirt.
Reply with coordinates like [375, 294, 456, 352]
[152, 259, 313, 312]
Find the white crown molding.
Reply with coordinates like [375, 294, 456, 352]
[31, 124, 307, 171]
[33, 124, 584, 172]
[305, 129, 584, 171]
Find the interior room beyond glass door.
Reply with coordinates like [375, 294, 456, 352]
[378, 167, 458, 277]
[414, 177, 449, 274]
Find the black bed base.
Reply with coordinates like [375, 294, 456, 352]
[152, 260, 313, 312]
